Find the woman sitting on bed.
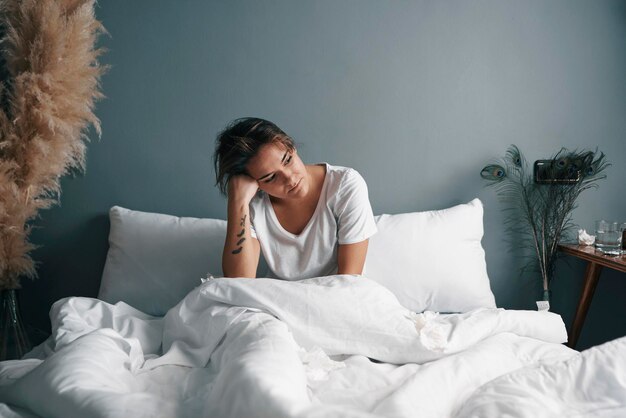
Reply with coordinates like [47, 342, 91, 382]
[213, 117, 377, 280]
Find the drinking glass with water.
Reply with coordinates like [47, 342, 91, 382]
[595, 220, 623, 256]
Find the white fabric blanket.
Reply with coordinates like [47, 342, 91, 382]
[0, 275, 624, 418]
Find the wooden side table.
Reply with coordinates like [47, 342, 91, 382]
[558, 243, 626, 349]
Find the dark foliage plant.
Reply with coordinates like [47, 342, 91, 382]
[481, 145, 609, 301]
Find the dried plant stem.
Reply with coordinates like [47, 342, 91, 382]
[0, 0, 107, 290]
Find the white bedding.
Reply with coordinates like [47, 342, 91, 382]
[1, 275, 624, 418]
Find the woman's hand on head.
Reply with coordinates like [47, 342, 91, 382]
[227, 174, 259, 205]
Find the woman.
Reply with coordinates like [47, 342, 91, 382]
[213, 117, 377, 280]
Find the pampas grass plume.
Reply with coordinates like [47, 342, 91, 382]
[0, 0, 107, 289]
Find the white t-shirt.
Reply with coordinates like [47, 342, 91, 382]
[249, 163, 377, 281]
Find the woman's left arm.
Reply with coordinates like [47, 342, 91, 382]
[337, 239, 369, 275]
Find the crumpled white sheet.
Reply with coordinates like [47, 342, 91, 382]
[150, 275, 567, 369]
[455, 336, 626, 417]
[1, 275, 620, 418]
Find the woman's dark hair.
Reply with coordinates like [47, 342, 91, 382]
[213, 117, 295, 195]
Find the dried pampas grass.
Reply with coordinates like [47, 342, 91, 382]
[0, 0, 107, 289]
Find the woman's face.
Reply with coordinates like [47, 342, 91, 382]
[246, 142, 309, 200]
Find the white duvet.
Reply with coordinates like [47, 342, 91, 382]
[0, 275, 624, 418]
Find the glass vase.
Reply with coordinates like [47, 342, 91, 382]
[0, 289, 32, 360]
[536, 289, 551, 311]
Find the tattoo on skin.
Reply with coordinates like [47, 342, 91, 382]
[232, 215, 248, 255]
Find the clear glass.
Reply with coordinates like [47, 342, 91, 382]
[0, 289, 32, 360]
[595, 220, 622, 256]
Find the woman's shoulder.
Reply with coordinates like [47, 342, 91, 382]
[249, 190, 269, 212]
[323, 163, 361, 180]
[322, 163, 367, 196]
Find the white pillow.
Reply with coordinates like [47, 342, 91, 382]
[364, 198, 496, 313]
[98, 207, 229, 316]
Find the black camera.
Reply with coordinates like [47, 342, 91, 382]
[533, 160, 581, 184]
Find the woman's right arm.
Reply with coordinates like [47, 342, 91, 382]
[222, 176, 260, 278]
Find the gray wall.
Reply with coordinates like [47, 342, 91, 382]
[22, 0, 626, 350]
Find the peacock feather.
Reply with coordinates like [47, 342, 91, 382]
[480, 145, 610, 300]
[505, 144, 524, 168]
[480, 164, 507, 181]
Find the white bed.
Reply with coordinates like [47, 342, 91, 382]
[1, 199, 624, 418]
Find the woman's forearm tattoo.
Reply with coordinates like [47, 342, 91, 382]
[231, 214, 247, 255]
